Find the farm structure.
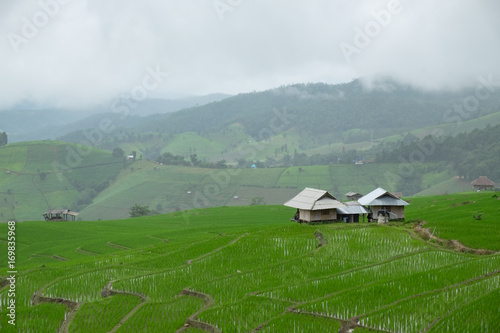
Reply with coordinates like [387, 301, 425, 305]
[345, 191, 363, 201]
[284, 188, 368, 223]
[358, 188, 409, 221]
[43, 209, 79, 221]
[471, 176, 496, 190]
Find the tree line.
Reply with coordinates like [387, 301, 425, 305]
[0, 131, 7, 146]
[374, 124, 500, 182]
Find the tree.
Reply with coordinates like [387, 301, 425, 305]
[112, 147, 125, 158]
[0, 132, 7, 146]
[129, 204, 159, 218]
[250, 196, 265, 206]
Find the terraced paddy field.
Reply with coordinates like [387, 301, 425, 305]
[0, 192, 499, 332]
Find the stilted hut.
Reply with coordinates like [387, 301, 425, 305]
[43, 209, 79, 221]
[284, 188, 345, 223]
[358, 188, 409, 221]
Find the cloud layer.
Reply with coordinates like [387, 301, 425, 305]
[1, 0, 499, 109]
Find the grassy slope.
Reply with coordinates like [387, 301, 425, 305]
[116, 111, 500, 163]
[0, 195, 499, 332]
[406, 191, 500, 250]
[80, 162, 407, 221]
[0, 141, 124, 222]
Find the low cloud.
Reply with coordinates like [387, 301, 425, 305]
[0, 0, 498, 110]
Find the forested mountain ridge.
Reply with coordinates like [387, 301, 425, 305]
[58, 79, 500, 154]
[375, 124, 500, 183]
[136, 79, 500, 141]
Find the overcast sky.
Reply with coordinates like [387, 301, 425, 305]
[1, 0, 499, 109]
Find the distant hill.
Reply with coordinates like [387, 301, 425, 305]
[135, 79, 500, 141]
[1, 94, 230, 143]
[57, 79, 500, 163]
[0, 141, 125, 221]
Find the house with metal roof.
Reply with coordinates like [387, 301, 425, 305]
[358, 188, 409, 221]
[337, 201, 370, 223]
[284, 188, 368, 223]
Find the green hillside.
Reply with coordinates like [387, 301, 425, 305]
[0, 141, 125, 222]
[1, 140, 473, 221]
[407, 191, 500, 250]
[79, 161, 418, 221]
[57, 80, 500, 164]
[1, 193, 499, 332]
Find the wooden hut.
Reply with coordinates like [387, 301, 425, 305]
[471, 176, 496, 190]
[284, 188, 345, 223]
[358, 188, 409, 221]
[43, 209, 79, 221]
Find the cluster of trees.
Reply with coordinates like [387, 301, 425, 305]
[70, 176, 116, 211]
[155, 152, 228, 169]
[129, 204, 159, 217]
[375, 124, 500, 182]
[0, 131, 7, 146]
[236, 149, 360, 169]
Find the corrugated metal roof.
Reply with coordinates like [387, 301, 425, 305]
[44, 209, 79, 215]
[284, 188, 344, 210]
[337, 205, 369, 214]
[358, 187, 409, 206]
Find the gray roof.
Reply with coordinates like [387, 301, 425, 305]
[337, 205, 370, 214]
[358, 188, 409, 206]
[284, 188, 345, 210]
[44, 209, 79, 216]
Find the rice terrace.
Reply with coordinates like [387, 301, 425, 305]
[0, 191, 499, 332]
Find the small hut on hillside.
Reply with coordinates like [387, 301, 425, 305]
[284, 188, 345, 223]
[43, 209, 79, 221]
[471, 176, 496, 190]
[358, 188, 409, 221]
[345, 191, 363, 201]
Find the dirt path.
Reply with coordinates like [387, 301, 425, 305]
[249, 249, 428, 332]
[351, 269, 500, 332]
[31, 293, 80, 333]
[106, 242, 131, 250]
[30, 254, 68, 261]
[146, 235, 168, 242]
[75, 248, 98, 255]
[413, 221, 495, 255]
[186, 233, 247, 265]
[103, 281, 148, 333]
[31, 174, 51, 208]
[57, 303, 82, 333]
[175, 289, 221, 333]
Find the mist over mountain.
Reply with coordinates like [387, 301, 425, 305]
[57, 78, 500, 149]
[0, 94, 230, 142]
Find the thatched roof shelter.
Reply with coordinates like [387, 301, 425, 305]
[471, 176, 496, 190]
